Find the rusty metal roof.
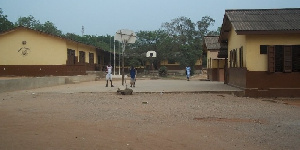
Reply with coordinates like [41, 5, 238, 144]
[225, 8, 300, 34]
[203, 36, 226, 58]
[203, 36, 221, 50]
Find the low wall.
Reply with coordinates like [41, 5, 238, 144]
[0, 65, 90, 76]
[227, 68, 300, 97]
[245, 71, 300, 97]
[207, 68, 224, 81]
[227, 68, 247, 88]
[0, 76, 65, 93]
[0, 74, 97, 93]
[65, 74, 96, 84]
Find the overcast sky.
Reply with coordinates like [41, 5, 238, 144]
[1, 0, 299, 36]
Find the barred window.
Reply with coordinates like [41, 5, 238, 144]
[79, 51, 85, 64]
[267, 45, 300, 73]
[239, 46, 243, 67]
[89, 52, 94, 64]
[67, 49, 75, 65]
[229, 49, 237, 68]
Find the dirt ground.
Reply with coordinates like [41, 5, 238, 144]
[0, 91, 300, 150]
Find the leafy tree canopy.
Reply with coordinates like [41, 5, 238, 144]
[0, 8, 14, 32]
[126, 16, 218, 68]
[161, 16, 217, 68]
[15, 15, 63, 36]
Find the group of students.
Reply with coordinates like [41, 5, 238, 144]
[105, 64, 137, 87]
[105, 64, 192, 87]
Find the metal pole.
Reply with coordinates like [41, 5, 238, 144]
[121, 43, 125, 85]
[119, 42, 121, 75]
[110, 37, 111, 63]
[113, 38, 115, 75]
[152, 58, 154, 76]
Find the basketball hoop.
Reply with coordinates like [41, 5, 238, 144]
[114, 29, 137, 85]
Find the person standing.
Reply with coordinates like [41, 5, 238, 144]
[186, 66, 191, 81]
[106, 63, 114, 87]
[129, 66, 137, 87]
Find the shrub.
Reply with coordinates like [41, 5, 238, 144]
[158, 66, 168, 77]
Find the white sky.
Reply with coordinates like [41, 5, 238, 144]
[1, 0, 299, 36]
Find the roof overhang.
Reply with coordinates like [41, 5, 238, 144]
[236, 30, 300, 35]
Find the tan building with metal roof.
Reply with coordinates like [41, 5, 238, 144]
[203, 36, 225, 81]
[0, 27, 111, 76]
[219, 8, 300, 97]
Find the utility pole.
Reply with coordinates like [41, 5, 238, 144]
[81, 26, 84, 36]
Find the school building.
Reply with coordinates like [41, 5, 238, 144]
[0, 26, 111, 76]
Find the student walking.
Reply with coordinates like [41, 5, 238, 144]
[129, 66, 137, 87]
[186, 66, 191, 81]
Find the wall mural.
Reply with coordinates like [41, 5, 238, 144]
[18, 47, 30, 56]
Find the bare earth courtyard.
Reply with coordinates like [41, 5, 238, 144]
[0, 76, 300, 150]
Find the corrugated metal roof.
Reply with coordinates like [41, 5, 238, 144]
[203, 36, 221, 50]
[225, 8, 300, 32]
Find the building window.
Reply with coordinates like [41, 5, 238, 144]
[229, 51, 232, 67]
[260, 45, 268, 54]
[292, 45, 300, 72]
[268, 45, 300, 73]
[97, 56, 101, 65]
[67, 49, 75, 65]
[89, 52, 94, 64]
[229, 49, 237, 68]
[239, 46, 243, 67]
[268, 46, 275, 72]
[79, 51, 85, 64]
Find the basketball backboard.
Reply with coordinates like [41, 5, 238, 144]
[115, 29, 136, 44]
[146, 51, 157, 57]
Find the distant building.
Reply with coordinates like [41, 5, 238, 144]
[0, 26, 111, 76]
[203, 36, 225, 81]
[219, 8, 300, 97]
[159, 58, 202, 74]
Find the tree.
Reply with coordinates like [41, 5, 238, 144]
[40, 21, 63, 36]
[196, 16, 216, 39]
[0, 8, 14, 32]
[64, 33, 111, 51]
[126, 16, 217, 70]
[161, 16, 199, 69]
[127, 30, 172, 68]
[207, 27, 221, 36]
[162, 16, 196, 45]
[15, 15, 63, 36]
[15, 15, 40, 28]
[160, 16, 217, 72]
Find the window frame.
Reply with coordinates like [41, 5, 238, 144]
[267, 45, 299, 73]
[79, 51, 86, 64]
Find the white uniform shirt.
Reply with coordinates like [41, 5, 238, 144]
[106, 66, 113, 80]
[107, 66, 112, 74]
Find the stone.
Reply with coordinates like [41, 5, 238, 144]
[117, 86, 133, 95]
